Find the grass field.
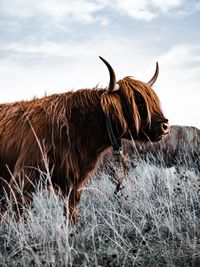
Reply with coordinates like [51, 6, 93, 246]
[1, 155, 200, 266]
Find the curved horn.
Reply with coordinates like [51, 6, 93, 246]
[147, 62, 159, 87]
[99, 56, 119, 92]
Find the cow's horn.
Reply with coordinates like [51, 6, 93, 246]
[147, 62, 159, 87]
[99, 56, 119, 92]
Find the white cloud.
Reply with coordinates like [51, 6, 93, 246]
[0, 0, 102, 23]
[0, 39, 122, 60]
[151, 0, 183, 12]
[174, 1, 200, 16]
[0, 0, 184, 23]
[105, 0, 183, 21]
[114, 0, 156, 21]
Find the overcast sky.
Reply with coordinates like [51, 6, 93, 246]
[0, 0, 199, 128]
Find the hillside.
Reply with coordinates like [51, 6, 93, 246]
[130, 125, 200, 170]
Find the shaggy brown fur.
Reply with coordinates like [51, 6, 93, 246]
[0, 72, 168, 222]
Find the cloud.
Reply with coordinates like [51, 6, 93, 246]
[0, 0, 184, 23]
[173, 1, 200, 16]
[112, 0, 183, 21]
[0, 0, 102, 23]
[151, 0, 183, 12]
[0, 38, 123, 64]
[113, 0, 156, 21]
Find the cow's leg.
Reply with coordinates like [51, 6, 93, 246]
[65, 185, 83, 224]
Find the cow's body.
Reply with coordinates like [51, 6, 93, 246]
[0, 58, 169, 222]
[0, 90, 110, 220]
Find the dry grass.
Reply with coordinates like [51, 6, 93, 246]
[1, 156, 200, 266]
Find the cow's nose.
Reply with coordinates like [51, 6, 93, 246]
[161, 123, 169, 134]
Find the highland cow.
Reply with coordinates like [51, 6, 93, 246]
[0, 57, 169, 222]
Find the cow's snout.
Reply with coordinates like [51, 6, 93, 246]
[161, 122, 170, 135]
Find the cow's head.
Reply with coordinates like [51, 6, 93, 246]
[100, 56, 169, 142]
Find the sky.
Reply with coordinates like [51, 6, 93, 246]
[0, 0, 200, 128]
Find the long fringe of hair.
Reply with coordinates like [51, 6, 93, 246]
[101, 76, 163, 135]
